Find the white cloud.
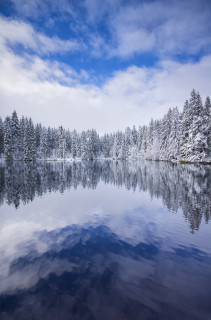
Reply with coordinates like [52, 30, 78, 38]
[0, 17, 80, 55]
[109, 27, 155, 58]
[107, 0, 211, 58]
[6, 0, 211, 59]
[0, 25, 211, 135]
[11, 0, 75, 20]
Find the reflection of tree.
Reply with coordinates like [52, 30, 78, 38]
[0, 161, 210, 232]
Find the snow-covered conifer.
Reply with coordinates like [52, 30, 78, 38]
[179, 100, 191, 160]
[35, 123, 42, 156]
[102, 134, 110, 158]
[81, 131, 87, 160]
[58, 126, 66, 160]
[4, 116, 13, 162]
[23, 118, 36, 161]
[152, 120, 160, 160]
[0, 117, 4, 158]
[189, 91, 205, 160]
[11, 111, 21, 160]
[146, 119, 154, 159]
[71, 130, 77, 159]
[167, 107, 180, 160]
[119, 137, 127, 159]
[204, 96, 211, 158]
[40, 128, 48, 159]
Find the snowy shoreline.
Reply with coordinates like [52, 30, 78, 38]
[2, 90, 211, 164]
[1, 158, 211, 164]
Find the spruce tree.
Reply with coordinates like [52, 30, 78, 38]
[71, 130, 77, 159]
[189, 91, 205, 160]
[40, 128, 48, 159]
[152, 120, 160, 160]
[146, 119, 154, 159]
[19, 116, 26, 160]
[119, 137, 127, 159]
[58, 126, 66, 160]
[179, 100, 191, 160]
[81, 131, 87, 160]
[11, 111, 21, 160]
[0, 117, 4, 158]
[204, 96, 211, 158]
[35, 123, 42, 157]
[23, 118, 36, 161]
[4, 116, 13, 162]
[167, 107, 180, 160]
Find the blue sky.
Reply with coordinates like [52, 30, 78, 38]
[0, 0, 211, 133]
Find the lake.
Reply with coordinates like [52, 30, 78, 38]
[0, 160, 211, 320]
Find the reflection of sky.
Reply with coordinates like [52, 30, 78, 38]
[1, 181, 211, 276]
[1, 182, 210, 246]
[0, 174, 211, 319]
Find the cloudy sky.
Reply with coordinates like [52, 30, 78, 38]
[0, 0, 211, 133]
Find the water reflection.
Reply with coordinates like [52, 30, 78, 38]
[0, 161, 211, 320]
[0, 224, 210, 320]
[0, 161, 210, 232]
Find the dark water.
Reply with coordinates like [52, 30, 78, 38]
[0, 161, 211, 320]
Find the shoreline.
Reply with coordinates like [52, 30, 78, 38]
[1, 158, 211, 165]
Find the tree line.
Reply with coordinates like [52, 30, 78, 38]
[1, 161, 210, 232]
[0, 89, 210, 162]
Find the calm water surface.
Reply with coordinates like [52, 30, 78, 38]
[0, 161, 211, 320]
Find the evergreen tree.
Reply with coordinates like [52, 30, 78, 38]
[23, 118, 36, 161]
[4, 116, 13, 162]
[179, 100, 191, 160]
[189, 91, 205, 160]
[146, 119, 154, 159]
[112, 136, 118, 159]
[204, 96, 211, 158]
[0, 117, 4, 158]
[119, 137, 127, 159]
[124, 127, 131, 156]
[86, 130, 94, 160]
[40, 128, 48, 159]
[81, 131, 87, 160]
[140, 126, 147, 158]
[101, 134, 110, 158]
[112, 131, 122, 159]
[76, 134, 81, 158]
[46, 127, 52, 158]
[19, 116, 26, 160]
[152, 120, 160, 160]
[167, 107, 180, 160]
[131, 125, 137, 146]
[65, 130, 72, 156]
[11, 111, 21, 160]
[137, 126, 143, 156]
[71, 130, 77, 159]
[58, 126, 66, 160]
[35, 123, 42, 157]
[0, 89, 210, 163]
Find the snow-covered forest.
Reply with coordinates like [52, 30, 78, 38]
[1, 89, 210, 162]
[1, 160, 210, 232]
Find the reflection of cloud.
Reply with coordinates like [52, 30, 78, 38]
[0, 225, 210, 320]
[0, 161, 210, 319]
[0, 160, 210, 259]
[0, 220, 47, 277]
